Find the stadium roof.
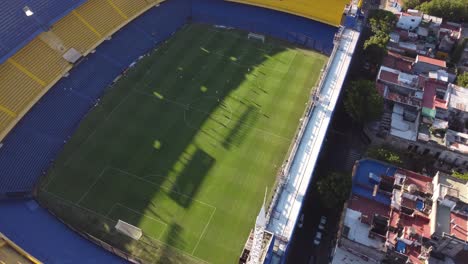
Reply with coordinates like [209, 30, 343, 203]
[268, 28, 360, 239]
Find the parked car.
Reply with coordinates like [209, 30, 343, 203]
[298, 214, 304, 228]
[313, 231, 322, 246]
[318, 216, 327, 230]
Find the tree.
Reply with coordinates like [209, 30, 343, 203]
[364, 32, 390, 50]
[363, 10, 396, 66]
[456, 72, 468, 87]
[366, 146, 403, 166]
[418, 0, 467, 23]
[317, 172, 352, 208]
[452, 170, 468, 181]
[403, 0, 421, 10]
[367, 9, 397, 35]
[344, 80, 384, 124]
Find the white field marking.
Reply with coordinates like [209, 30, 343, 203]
[107, 203, 168, 240]
[43, 190, 210, 263]
[61, 89, 134, 168]
[108, 167, 217, 210]
[42, 189, 115, 222]
[191, 207, 217, 255]
[76, 166, 108, 205]
[131, 89, 292, 142]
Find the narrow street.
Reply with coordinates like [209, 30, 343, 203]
[285, 88, 369, 264]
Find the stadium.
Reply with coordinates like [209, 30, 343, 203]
[0, 0, 360, 263]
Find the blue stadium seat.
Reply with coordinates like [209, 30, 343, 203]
[0, 0, 190, 196]
[0, 199, 127, 263]
[191, 0, 337, 54]
[0, 1, 337, 261]
[0, 0, 86, 63]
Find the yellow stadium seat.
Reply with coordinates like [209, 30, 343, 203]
[74, 1, 126, 37]
[51, 13, 101, 54]
[0, 112, 11, 134]
[0, 62, 44, 113]
[10, 38, 70, 84]
[227, 0, 348, 26]
[109, 0, 150, 18]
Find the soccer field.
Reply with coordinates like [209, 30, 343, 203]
[39, 24, 327, 263]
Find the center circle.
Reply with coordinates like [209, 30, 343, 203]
[184, 96, 233, 131]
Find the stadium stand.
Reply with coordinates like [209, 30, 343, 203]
[0, 199, 127, 263]
[50, 13, 101, 55]
[73, 1, 126, 37]
[192, 0, 337, 54]
[0, 0, 338, 262]
[9, 38, 70, 84]
[227, 0, 349, 26]
[0, 0, 190, 197]
[0, 0, 87, 63]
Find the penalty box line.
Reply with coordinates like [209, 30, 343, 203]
[42, 190, 211, 264]
[107, 166, 217, 259]
[75, 166, 217, 260]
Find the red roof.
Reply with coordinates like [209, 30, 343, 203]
[382, 52, 414, 73]
[398, 169, 433, 194]
[422, 81, 448, 110]
[450, 212, 468, 241]
[417, 55, 446, 68]
[389, 209, 432, 239]
[348, 195, 391, 218]
[379, 69, 399, 84]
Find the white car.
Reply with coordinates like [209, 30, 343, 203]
[313, 231, 322, 246]
[318, 216, 327, 231]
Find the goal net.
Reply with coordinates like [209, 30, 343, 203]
[115, 220, 142, 240]
[248, 32, 265, 43]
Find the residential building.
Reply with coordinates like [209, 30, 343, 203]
[332, 159, 468, 264]
[397, 10, 423, 31]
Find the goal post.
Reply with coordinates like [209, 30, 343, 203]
[115, 220, 142, 240]
[248, 32, 265, 43]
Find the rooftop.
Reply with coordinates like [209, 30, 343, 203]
[390, 104, 418, 141]
[445, 130, 468, 155]
[382, 52, 414, 73]
[389, 209, 432, 239]
[450, 212, 468, 241]
[437, 174, 468, 204]
[448, 84, 468, 112]
[349, 195, 391, 219]
[416, 55, 447, 68]
[398, 169, 433, 194]
[344, 208, 386, 250]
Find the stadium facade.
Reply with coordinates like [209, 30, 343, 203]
[0, 0, 361, 263]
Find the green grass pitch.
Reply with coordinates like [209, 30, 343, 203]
[39, 24, 327, 263]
